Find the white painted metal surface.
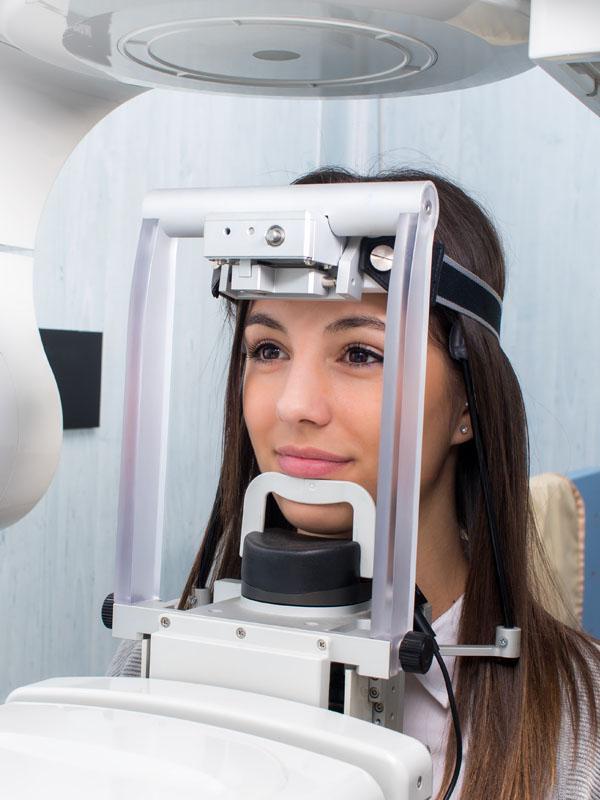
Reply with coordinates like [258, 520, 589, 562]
[4, 677, 432, 800]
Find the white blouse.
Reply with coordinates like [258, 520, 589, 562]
[402, 596, 464, 799]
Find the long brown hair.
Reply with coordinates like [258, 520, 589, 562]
[180, 166, 599, 799]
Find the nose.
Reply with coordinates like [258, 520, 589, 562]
[275, 353, 332, 428]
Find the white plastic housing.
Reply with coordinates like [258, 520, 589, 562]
[3, 677, 432, 800]
[529, 0, 600, 117]
[2, 0, 532, 99]
[0, 251, 62, 527]
[529, 0, 600, 61]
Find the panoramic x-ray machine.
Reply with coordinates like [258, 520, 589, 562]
[0, 2, 599, 798]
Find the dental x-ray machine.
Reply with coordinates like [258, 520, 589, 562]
[0, 2, 599, 799]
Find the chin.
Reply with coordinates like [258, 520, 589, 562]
[275, 497, 353, 537]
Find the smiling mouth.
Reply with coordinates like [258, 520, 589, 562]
[275, 448, 353, 479]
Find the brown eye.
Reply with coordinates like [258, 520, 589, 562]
[343, 346, 383, 365]
[247, 341, 285, 361]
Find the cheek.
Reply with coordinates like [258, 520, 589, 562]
[421, 346, 457, 485]
[242, 371, 276, 467]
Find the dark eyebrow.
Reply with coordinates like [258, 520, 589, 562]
[244, 312, 385, 335]
[325, 316, 385, 334]
[244, 312, 287, 333]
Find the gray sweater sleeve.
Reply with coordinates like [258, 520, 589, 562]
[106, 639, 143, 678]
[555, 654, 600, 799]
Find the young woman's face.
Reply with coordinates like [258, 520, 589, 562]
[242, 297, 467, 535]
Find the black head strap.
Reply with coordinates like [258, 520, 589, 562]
[360, 237, 502, 339]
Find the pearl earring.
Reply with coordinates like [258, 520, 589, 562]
[460, 424, 469, 434]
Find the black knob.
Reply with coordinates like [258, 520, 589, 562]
[101, 592, 114, 629]
[399, 631, 434, 674]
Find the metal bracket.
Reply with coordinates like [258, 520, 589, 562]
[368, 675, 403, 732]
[439, 625, 521, 659]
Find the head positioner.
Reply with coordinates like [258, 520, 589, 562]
[212, 225, 502, 341]
[360, 239, 502, 340]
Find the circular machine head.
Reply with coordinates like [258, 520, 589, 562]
[241, 528, 372, 607]
[3, 1, 532, 98]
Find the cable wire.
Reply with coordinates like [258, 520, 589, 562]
[413, 600, 463, 799]
[433, 643, 463, 800]
[459, 357, 513, 629]
[448, 321, 513, 630]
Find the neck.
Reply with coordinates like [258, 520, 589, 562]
[416, 453, 468, 621]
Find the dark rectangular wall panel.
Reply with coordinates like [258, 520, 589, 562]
[39, 329, 103, 430]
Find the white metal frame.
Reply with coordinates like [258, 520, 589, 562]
[114, 181, 437, 676]
[112, 181, 522, 737]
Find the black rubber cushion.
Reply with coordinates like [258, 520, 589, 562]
[241, 528, 371, 606]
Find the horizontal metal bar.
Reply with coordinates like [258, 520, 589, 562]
[143, 182, 432, 238]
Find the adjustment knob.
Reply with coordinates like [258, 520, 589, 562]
[399, 631, 434, 674]
[101, 592, 114, 630]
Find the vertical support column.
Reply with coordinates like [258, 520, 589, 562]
[370, 186, 438, 676]
[115, 219, 178, 604]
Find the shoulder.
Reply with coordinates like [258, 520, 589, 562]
[106, 639, 143, 677]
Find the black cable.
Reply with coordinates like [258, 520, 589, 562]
[413, 600, 462, 799]
[433, 643, 463, 800]
[448, 322, 514, 630]
[459, 357, 513, 630]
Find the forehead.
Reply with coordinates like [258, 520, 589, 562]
[246, 296, 387, 331]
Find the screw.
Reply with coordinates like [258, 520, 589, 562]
[373, 718, 382, 725]
[424, 200, 432, 215]
[304, 257, 315, 266]
[321, 276, 336, 288]
[317, 639, 327, 651]
[236, 627, 246, 639]
[369, 244, 394, 272]
[499, 637, 508, 648]
[265, 225, 285, 247]
[368, 686, 380, 699]
[374, 702, 384, 713]
[160, 616, 170, 628]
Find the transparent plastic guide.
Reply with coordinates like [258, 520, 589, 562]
[115, 218, 177, 604]
[159, 238, 230, 600]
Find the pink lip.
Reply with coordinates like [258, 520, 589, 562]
[275, 446, 352, 479]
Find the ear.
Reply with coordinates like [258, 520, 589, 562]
[451, 400, 473, 446]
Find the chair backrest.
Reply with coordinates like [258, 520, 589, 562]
[530, 472, 585, 626]
[569, 468, 600, 638]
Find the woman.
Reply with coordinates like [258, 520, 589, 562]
[113, 167, 600, 799]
